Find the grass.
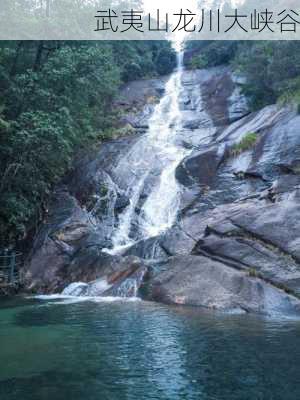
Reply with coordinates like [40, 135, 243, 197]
[230, 132, 258, 157]
[279, 91, 300, 114]
[247, 268, 299, 298]
[277, 78, 300, 114]
[248, 268, 261, 278]
[190, 55, 209, 70]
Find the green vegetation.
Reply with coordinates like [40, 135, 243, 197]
[230, 132, 258, 157]
[185, 41, 300, 111]
[248, 268, 261, 278]
[246, 268, 299, 298]
[277, 77, 300, 113]
[0, 41, 176, 247]
[185, 41, 238, 70]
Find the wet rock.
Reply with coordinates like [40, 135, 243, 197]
[229, 199, 300, 263]
[87, 278, 112, 296]
[23, 189, 94, 293]
[227, 74, 249, 123]
[194, 234, 300, 296]
[270, 175, 300, 198]
[104, 264, 148, 297]
[62, 282, 89, 296]
[115, 193, 130, 211]
[62, 257, 148, 298]
[66, 250, 145, 285]
[124, 236, 168, 260]
[176, 127, 216, 150]
[147, 255, 300, 315]
[117, 77, 166, 109]
[116, 77, 167, 130]
[160, 225, 197, 256]
[176, 145, 226, 188]
[68, 135, 140, 200]
[200, 68, 248, 126]
[162, 201, 255, 257]
[124, 104, 154, 130]
[182, 116, 207, 130]
[24, 237, 71, 294]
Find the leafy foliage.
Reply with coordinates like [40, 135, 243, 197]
[185, 41, 300, 111]
[0, 40, 176, 246]
[232, 42, 300, 110]
[230, 132, 258, 157]
[185, 41, 239, 69]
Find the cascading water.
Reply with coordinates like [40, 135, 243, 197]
[61, 266, 147, 299]
[105, 46, 191, 255]
[61, 45, 190, 299]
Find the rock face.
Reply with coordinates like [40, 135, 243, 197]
[175, 145, 226, 187]
[116, 77, 167, 131]
[62, 259, 148, 298]
[24, 65, 300, 315]
[147, 256, 300, 315]
[23, 77, 161, 294]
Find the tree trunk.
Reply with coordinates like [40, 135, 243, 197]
[46, 0, 50, 17]
[34, 41, 44, 72]
[10, 41, 23, 77]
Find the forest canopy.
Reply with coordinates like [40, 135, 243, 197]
[2, 38, 300, 249]
[184, 41, 300, 111]
[0, 40, 176, 247]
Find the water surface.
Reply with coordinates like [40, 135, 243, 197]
[1, 297, 300, 400]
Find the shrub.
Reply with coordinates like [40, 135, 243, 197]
[277, 77, 300, 114]
[248, 268, 260, 278]
[0, 40, 176, 247]
[231, 132, 258, 157]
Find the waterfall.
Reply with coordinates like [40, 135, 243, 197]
[108, 266, 148, 298]
[62, 282, 89, 296]
[105, 46, 191, 255]
[61, 267, 147, 299]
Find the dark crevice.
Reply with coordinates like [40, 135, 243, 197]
[193, 246, 248, 272]
[205, 225, 275, 262]
[228, 218, 300, 266]
[193, 245, 300, 300]
[206, 221, 300, 267]
[180, 227, 198, 243]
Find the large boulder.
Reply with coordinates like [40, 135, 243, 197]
[176, 145, 226, 188]
[124, 236, 168, 260]
[62, 258, 148, 298]
[195, 234, 300, 296]
[147, 255, 300, 315]
[229, 196, 300, 263]
[66, 252, 143, 285]
[23, 188, 95, 293]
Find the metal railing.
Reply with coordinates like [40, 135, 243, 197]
[0, 251, 22, 287]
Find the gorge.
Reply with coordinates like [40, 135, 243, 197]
[21, 44, 300, 317]
[2, 38, 300, 399]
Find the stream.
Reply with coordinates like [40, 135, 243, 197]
[102, 50, 191, 255]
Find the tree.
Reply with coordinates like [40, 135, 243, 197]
[0, 40, 176, 246]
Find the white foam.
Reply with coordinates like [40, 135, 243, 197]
[105, 49, 192, 253]
[30, 294, 141, 305]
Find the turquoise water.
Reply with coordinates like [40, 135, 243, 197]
[1, 296, 300, 400]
